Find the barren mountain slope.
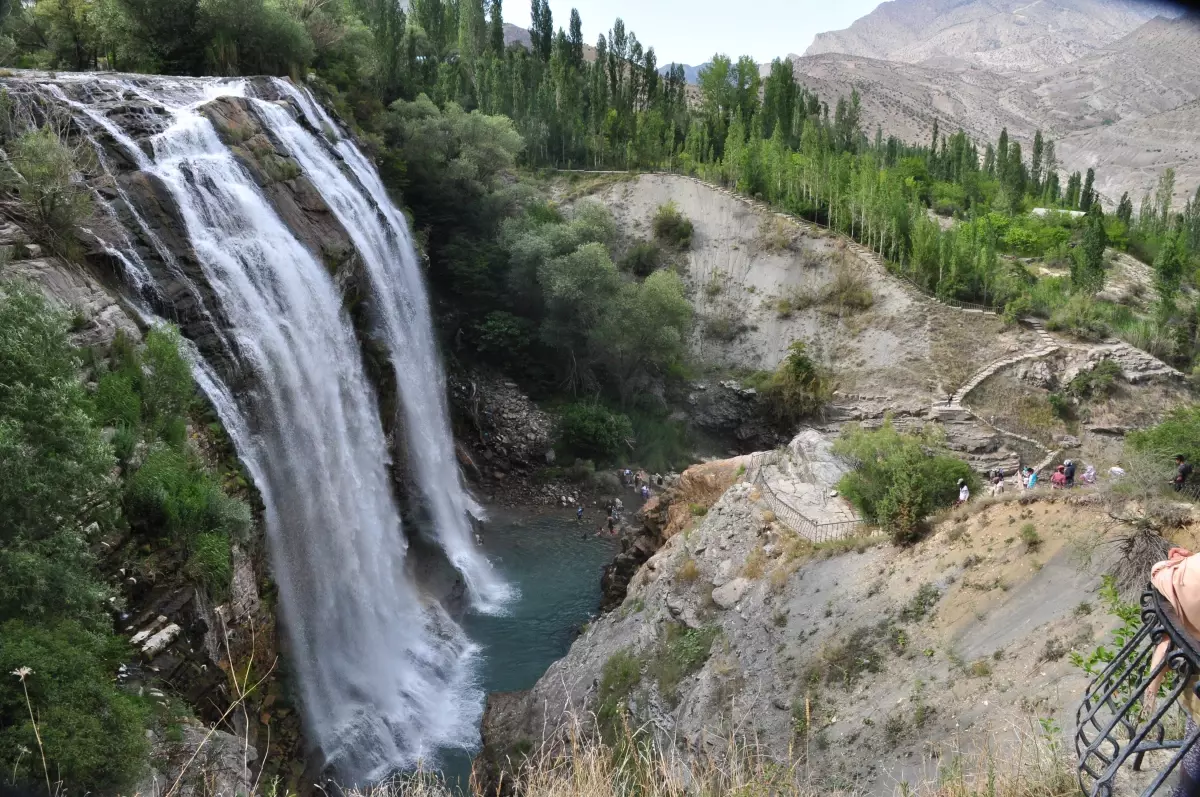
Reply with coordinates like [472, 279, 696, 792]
[789, 53, 1042, 148]
[1055, 98, 1200, 205]
[791, 14, 1200, 205]
[569, 173, 1045, 419]
[805, 0, 1170, 72]
[1017, 14, 1200, 135]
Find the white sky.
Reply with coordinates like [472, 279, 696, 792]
[506, 0, 886, 66]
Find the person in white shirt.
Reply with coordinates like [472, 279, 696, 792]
[956, 478, 970, 506]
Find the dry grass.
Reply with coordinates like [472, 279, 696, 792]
[348, 714, 1077, 797]
[741, 545, 767, 579]
[661, 456, 751, 539]
[677, 557, 700, 582]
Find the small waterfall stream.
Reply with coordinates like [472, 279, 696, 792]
[24, 74, 508, 781]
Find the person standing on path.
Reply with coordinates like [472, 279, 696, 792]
[1064, 459, 1077, 488]
[956, 479, 970, 506]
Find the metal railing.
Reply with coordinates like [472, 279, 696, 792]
[752, 468, 864, 544]
[1076, 587, 1200, 796]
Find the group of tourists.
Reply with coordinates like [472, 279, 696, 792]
[954, 453, 1192, 507]
[623, 468, 665, 500]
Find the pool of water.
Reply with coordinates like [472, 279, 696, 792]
[440, 505, 627, 788]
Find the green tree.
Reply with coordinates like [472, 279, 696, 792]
[1, 621, 149, 791]
[0, 126, 94, 252]
[1154, 229, 1187, 302]
[1080, 167, 1095, 212]
[1073, 204, 1108, 295]
[487, 0, 503, 55]
[760, 341, 832, 428]
[557, 401, 632, 461]
[833, 419, 976, 545]
[592, 269, 692, 405]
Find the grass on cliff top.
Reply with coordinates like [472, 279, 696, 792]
[345, 714, 1075, 797]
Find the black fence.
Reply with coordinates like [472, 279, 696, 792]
[1076, 587, 1200, 796]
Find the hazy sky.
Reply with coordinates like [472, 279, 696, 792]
[506, 0, 886, 66]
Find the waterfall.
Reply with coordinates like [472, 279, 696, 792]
[254, 81, 510, 610]
[31, 74, 506, 781]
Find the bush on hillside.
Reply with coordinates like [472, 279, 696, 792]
[629, 410, 692, 473]
[0, 127, 93, 251]
[475, 311, 532, 358]
[619, 240, 663, 277]
[126, 444, 252, 549]
[0, 284, 114, 623]
[0, 620, 149, 792]
[557, 402, 633, 463]
[140, 325, 195, 440]
[1046, 294, 1110, 341]
[1127, 404, 1200, 468]
[834, 419, 978, 545]
[1066, 358, 1122, 399]
[652, 201, 693, 249]
[759, 341, 833, 428]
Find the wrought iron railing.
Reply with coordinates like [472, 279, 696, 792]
[752, 468, 864, 544]
[1076, 587, 1200, 796]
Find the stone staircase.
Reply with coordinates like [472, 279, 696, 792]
[930, 319, 1060, 418]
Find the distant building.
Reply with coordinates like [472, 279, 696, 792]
[1031, 208, 1086, 219]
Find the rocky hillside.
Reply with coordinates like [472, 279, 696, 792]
[795, 5, 1200, 205]
[563, 173, 1188, 470]
[804, 0, 1170, 72]
[480, 439, 1184, 793]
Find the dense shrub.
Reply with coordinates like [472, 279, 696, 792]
[557, 402, 633, 462]
[652, 201, 693, 249]
[620, 240, 663, 277]
[824, 266, 874, 312]
[0, 620, 149, 792]
[126, 444, 252, 549]
[140, 326, 196, 438]
[0, 285, 114, 623]
[0, 128, 93, 250]
[92, 371, 142, 429]
[1127, 405, 1200, 466]
[1067, 358, 1122, 399]
[834, 419, 978, 545]
[629, 410, 692, 473]
[186, 531, 233, 600]
[1047, 294, 1110, 341]
[759, 341, 833, 428]
[474, 310, 532, 357]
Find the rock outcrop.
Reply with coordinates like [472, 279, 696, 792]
[480, 475, 1127, 795]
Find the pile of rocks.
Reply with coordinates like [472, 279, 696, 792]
[449, 372, 554, 478]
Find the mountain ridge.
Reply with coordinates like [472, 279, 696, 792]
[804, 0, 1176, 72]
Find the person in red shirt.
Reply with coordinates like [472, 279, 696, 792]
[1050, 465, 1067, 488]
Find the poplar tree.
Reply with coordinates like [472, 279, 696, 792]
[1080, 168, 1095, 212]
[1030, 130, 1044, 194]
[488, 0, 504, 55]
[1073, 205, 1107, 294]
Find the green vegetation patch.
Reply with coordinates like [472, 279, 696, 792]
[597, 649, 643, 740]
[650, 623, 720, 704]
[834, 419, 978, 545]
[652, 201, 694, 249]
[0, 622, 149, 792]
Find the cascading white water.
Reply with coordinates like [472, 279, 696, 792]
[253, 82, 511, 611]
[38, 75, 506, 781]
